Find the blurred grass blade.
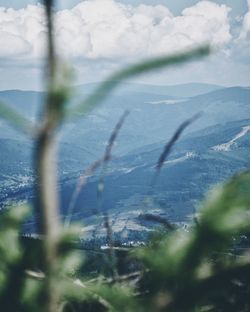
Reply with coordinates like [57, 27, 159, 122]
[97, 110, 130, 202]
[64, 158, 103, 228]
[139, 213, 176, 231]
[65, 111, 129, 228]
[0, 101, 35, 136]
[150, 112, 201, 188]
[156, 112, 202, 171]
[64, 111, 129, 227]
[104, 110, 130, 162]
[67, 45, 210, 119]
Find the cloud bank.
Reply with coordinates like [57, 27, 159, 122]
[240, 0, 250, 38]
[0, 0, 232, 60]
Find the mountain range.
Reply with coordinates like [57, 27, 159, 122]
[1, 82, 250, 237]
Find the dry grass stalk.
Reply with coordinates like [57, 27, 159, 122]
[97, 110, 130, 203]
[151, 112, 202, 189]
[104, 110, 130, 162]
[98, 111, 129, 278]
[156, 112, 201, 171]
[104, 213, 119, 279]
[66, 111, 129, 229]
[140, 213, 176, 231]
[65, 158, 103, 227]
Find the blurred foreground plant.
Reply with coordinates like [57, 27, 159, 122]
[0, 171, 250, 311]
[2, 0, 250, 312]
[135, 171, 250, 312]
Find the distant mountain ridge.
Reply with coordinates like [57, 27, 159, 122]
[57, 118, 250, 236]
[76, 82, 224, 98]
[1, 83, 250, 236]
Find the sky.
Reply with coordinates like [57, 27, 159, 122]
[0, 0, 250, 90]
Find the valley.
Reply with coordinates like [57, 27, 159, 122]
[1, 83, 250, 238]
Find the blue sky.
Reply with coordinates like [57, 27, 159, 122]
[0, 0, 250, 90]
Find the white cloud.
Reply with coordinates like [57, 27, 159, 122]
[0, 0, 232, 60]
[0, 5, 47, 58]
[240, 0, 250, 38]
[0, 31, 30, 57]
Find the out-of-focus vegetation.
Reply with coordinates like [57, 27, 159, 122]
[0, 173, 250, 311]
[0, 0, 250, 311]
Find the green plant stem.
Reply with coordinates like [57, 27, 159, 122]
[35, 1, 61, 311]
[36, 130, 60, 312]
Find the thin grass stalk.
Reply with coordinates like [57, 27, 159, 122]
[65, 158, 103, 228]
[97, 112, 129, 279]
[66, 111, 129, 232]
[141, 113, 201, 220]
[139, 213, 176, 231]
[93, 112, 129, 241]
[104, 213, 119, 279]
[35, 1, 61, 311]
[151, 112, 202, 187]
[97, 110, 130, 204]
[104, 110, 130, 162]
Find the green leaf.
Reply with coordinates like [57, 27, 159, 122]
[67, 45, 210, 119]
[136, 171, 250, 279]
[0, 101, 35, 136]
[200, 170, 250, 233]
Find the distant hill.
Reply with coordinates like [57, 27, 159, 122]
[0, 89, 43, 117]
[76, 82, 223, 98]
[58, 118, 250, 236]
[1, 84, 250, 236]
